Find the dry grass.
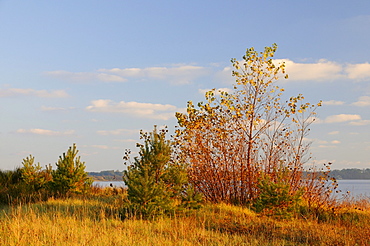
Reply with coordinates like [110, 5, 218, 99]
[0, 190, 369, 246]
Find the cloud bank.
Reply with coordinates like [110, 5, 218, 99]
[323, 114, 361, 123]
[0, 88, 68, 98]
[352, 96, 370, 107]
[46, 65, 208, 85]
[99, 65, 208, 85]
[86, 99, 180, 120]
[16, 128, 75, 136]
[97, 129, 138, 136]
[45, 60, 370, 85]
[322, 100, 345, 106]
[275, 59, 344, 81]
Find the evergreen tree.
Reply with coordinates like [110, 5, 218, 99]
[123, 126, 197, 218]
[51, 144, 92, 197]
[21, 155, 52, 192]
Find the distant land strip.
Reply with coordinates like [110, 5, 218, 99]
[88, 170, 123, 181]
[88, 168, 370, 181]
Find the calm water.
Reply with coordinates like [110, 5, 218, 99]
[336, 179, 370, 197]
[93, 181, 125, 188]
[93, 180, 370, 197]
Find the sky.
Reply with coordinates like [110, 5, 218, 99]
[0, 0, 369, 171]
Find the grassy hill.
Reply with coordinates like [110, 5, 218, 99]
[0, 188, 369, 245]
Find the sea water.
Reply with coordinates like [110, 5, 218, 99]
[93, 179, 370, 197]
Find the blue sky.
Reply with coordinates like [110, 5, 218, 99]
[1, 1, 369, 171]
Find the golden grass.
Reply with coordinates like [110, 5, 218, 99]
[0, 192, 369, 246]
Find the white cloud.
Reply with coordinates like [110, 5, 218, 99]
[45, 65, 208, 84]
[318, 145, 337, 148]
[96, 73, 127, 82]
[0, 88, 68, 98]
[323, 114, 361, 123]
[97, 129, 138, 136]
[345, 63, 370, 80]
[322, 100, 345, 106]
[113, 139, 137, 143]
[214, 66, 235, 84]
[46, 65, 209, 85]
[328, 131, 339, 135]
[274, 59, 344, 81]
[16, 128, 75, 136]
[311, 139, 339, 148]
[348, 120, 370, 126]
[41, 106, 75, 111]
[45, 70, 126, 83]
[269, 59, 370, 82]
[352, 96, 370, 107]
[91, 145, 109, 150]
[99, 65, 209, 85]
[91, 145, 122, 150]
[86, 99, 179, 120]
[46, 59, 370, 86]
[46, 65, 208, 85]
[41, 106, 65, 111]
[198, 87, 233, 95]
[105, 68, 141, 77]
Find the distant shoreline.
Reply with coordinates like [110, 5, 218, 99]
[88, 168, 370, 181]
[89, 178, 370, 181]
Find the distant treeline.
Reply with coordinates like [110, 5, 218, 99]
[88, 168, 370, 181]
[329, 168, 370, 180]
[88, 170, 123, 181]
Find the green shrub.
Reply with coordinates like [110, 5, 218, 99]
[252, 173, 303, 218]
[123, 126, 202, 219]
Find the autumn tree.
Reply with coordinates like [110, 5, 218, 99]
[175, 44, 327, 207]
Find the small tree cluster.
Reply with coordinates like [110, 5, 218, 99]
[123, 126, 202, 218]
[0, 168, 28, 204]
[174, 44, 336, 212]
[0, 144, 92, 204]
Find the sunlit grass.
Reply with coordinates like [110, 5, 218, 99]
[0, 190, 369, 246]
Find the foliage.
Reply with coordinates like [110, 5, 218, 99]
[21, 155, 53, 192]
[175, 44, 332, 208]
[123, 126, 202, 218]
[0, 167, 45, 204]
[51, 144, 93, 197]
[252, 170, 303, 218]
[0, 168, 24, 204]
[0, 168, 23, 188]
